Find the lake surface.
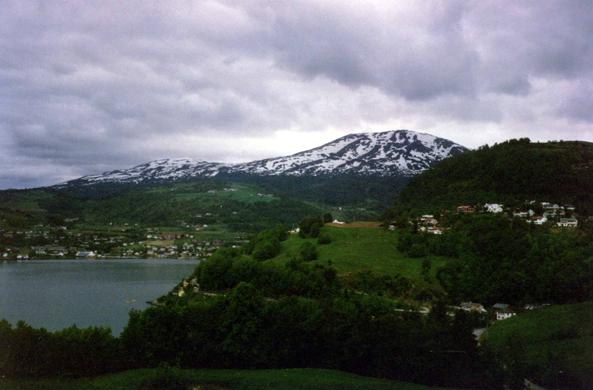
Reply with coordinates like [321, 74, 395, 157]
[0, 258, 199, 335]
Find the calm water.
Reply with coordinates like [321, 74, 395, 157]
[0, 259, 199, 335]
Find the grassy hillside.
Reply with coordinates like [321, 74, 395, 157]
[0, 181, 322, 232]
[0, 368, 456, 390]
[0, 188, 84, 228]
[268, 226, 447, 281]
[218, 173, 410, 208]
[398, 139, 593, 214]
[485, 302, 593, 389]
[0, 180, 387, 232]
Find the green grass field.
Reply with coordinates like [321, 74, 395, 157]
[485, 302, 593, 388]
[153, 183, 278, 205]
[0, 368, 457, 390]
[267, 226, 447, 280]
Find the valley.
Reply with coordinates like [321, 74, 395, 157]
[1, 136, 592, 389]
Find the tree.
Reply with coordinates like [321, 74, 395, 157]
[409, 244, 427, 258]
[323, 213, 333, 223]
[421, 258, 431, 280]
[310, 223, 321, 238]
[252, 239, 281, 261]
[299, 215, 323, 236]
[300, 242, 317, 261]
[318, 232, 331, 245]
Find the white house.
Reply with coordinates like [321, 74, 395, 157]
[485, 203, 503, 213]
[529, 216, 547, 225]
[460, 302, 486, 312]
[557, 217, 578, 227]
[496, 309, 516, 321]
[427, 227, 443, 235]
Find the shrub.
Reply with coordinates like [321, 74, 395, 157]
[300, 242, 318, 261]
[408, 244, 427, 258]
[318, 232, 331, 245]
[310, 223, 321, 238]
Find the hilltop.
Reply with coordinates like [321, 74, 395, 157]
[397, 139, 593, 214]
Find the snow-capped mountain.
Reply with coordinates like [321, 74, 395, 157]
[58, 130, 468, 187]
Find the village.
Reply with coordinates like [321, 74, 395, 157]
[408, 200, 586, 235]
[403, 200, 588, 322]
[0, 224, 248, 260]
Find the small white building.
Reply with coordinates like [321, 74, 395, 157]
[460, 302, 486, 312]
[427, 227, 443, 235]
[529, 216, 548, 225]
[485, 203, 503, 213]
[557, 217, 578, 227]
[496, 309, 516, 321]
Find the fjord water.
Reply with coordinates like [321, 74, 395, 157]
[0, 259, 199, 335]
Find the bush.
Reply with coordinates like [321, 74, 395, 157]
[252, 239, 281, 261]
[300, 242, 318, 261]
[299, 215, 323, 236]
[310, 223, 321, 238]
[318, 232, 331, 245]
[408, 244, 427, 258]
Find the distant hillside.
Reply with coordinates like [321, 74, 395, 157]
[0, 182, 324, 232]
[397, 139, 593, 214]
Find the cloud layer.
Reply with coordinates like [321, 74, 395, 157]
[1, 0, 592, 188]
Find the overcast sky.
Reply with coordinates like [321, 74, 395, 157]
[2, 0, 592, 189]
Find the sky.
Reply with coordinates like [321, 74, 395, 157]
[1, 0, 592, 189]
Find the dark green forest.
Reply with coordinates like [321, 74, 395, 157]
[398, 139, 593, 214]
[394, 213, 593, 306]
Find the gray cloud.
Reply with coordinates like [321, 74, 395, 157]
[0, 0, 592, 189]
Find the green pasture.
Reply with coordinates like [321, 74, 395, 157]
[268, 227, 448, 280]
[0, 368, 456, 390]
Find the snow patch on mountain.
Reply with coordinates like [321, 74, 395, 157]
[56, 130, 469, 187]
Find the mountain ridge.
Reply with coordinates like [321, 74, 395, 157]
[57, 130, 468, 188]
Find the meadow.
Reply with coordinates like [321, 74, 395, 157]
[0, 368, 458, 390]
[268, 226, 448, 280]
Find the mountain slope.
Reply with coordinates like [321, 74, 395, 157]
[397, 138, 593, 213]
[57, 130, 468, 188]
[228, 130, 468, 176]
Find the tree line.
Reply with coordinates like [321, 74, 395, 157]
[394, 213, 593, 305]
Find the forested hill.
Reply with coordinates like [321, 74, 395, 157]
[397, 139, 593, 214]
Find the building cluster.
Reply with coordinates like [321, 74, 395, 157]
[456, 201, 583, 227]
[0, 225, 246, 260]
[459, 302, 549, 321]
